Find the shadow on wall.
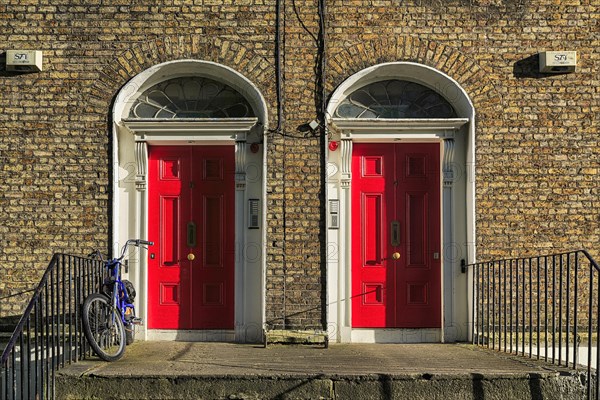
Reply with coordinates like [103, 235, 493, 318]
[0, 52, 21, 77]
[472, 372, 559, 400]
[513, 53, 572, 79]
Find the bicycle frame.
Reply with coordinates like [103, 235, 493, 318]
[95, 239, 152, 331]
[104, 259, 136, 329]
[83, 239, 153, 361]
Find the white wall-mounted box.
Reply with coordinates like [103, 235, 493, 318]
[6, 50, 43, 72]
[539, 51, 577, 73]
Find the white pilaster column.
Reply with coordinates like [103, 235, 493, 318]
[442, 138, 455, 341]
[133, 140, 149, 339]
[339, 137, 353, 341]
[234, 137, 247, 341]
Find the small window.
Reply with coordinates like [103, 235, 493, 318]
[128, 77, 255, 119]
[334, 79, 457, 119]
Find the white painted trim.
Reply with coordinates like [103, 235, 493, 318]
[326, 61, 476, 344]
[111, 60, 268, 343]
[121, 118, 259, 134]
[350, 329, 442, 343]
[332, 118, 469, 132]
[261, 128, 268, 338]
[120, 119, 258, 145]
[147, 330, 235, 342]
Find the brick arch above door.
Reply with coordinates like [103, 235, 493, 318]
[327, 36, 503, 118]
[86, 35, 276, 127]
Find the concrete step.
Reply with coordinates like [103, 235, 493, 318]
[0, 316, 19, 334]
[1, 331, 83, 358]
[1, 331, 12, 353]
[55, 342, 589, 400]
[0, 323, 17, 333]
[57, 371, 588, 400]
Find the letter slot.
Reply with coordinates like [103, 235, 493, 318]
[391, 221, 400, 246]
[187, 222, 197, 247]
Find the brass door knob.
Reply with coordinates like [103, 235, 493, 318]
[391, 252, 401, 260]
[187, 253, 196, 261]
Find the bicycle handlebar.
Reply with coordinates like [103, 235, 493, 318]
[118, 239, 154, 260]
[125, 239, 154, 247]
[88, 239, 154, 263]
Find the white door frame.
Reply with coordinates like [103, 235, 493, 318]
[325, 62, 476, 343]
[111, 60, 269, 343]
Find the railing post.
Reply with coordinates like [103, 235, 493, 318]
[559, 254, 563, 366]
[521, 258, 526, 357]
[503, 259, 507, 352]
[573, 254, 578, 369]
[595, 269, 599, 400]
[492, 260, 496, 350]
[536, 256, 540, 361]
[473, 262, 477, 345]
[1, 253, 112, 400]
[552, 254, 556, 364]
[515, 260, 521, 355]
[467, 250, 600, 400]
[544, 256, 548, 363]
[486, 261, 490, 348]
[566, 253, 571, 367]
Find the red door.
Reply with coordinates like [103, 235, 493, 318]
[148, 146, 235, 330]
[352, 143, 441, 328]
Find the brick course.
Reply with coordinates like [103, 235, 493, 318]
[1, 0, 598, 328]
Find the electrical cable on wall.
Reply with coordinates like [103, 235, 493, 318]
[274, 0, 288, 329]
[270, 0, 328, 329]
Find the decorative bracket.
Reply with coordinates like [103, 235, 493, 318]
[340, 138, 353, 189]
[134, 141, 148, 192]
[235, 139, 246, 191]
[443, 138, 455, 187]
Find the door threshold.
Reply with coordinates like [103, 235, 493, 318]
[350, 328, 441, 343]
[146, 329, 235, 342]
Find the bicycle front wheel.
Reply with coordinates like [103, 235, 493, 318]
[82, 293, 126, 362]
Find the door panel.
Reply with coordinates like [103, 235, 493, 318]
[149, 146, 234, 330]
[352, 144, 393, 327]
[363, 194, 383, 265]
[396, 144, 440, 327]
[406, 191, 427, 267]
[161, 196, 180, 265]
[149, 147, 190, 329]
[203, 195, 224, 267]
[352, 143, 441, 328]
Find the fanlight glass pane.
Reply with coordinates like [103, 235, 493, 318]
[334, 80, 457, 119]
[129, 77, 255, 119]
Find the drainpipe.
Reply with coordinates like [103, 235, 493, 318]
[274, 0, 287, 330]
[317, 0, 328, 332]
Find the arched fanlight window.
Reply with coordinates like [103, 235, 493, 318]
[128, 77, 255, 119]
[334, 79, 457, 119]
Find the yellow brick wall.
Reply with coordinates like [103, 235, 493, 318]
[0, 0, 598, 328]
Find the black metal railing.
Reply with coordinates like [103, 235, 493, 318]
[1, 254, 105, 400]
[471, 249, 600, 399]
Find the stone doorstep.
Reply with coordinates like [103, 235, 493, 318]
[56, 371, 586, 400]
[54, 342, 591, 399]
[263, 329, 328, 348]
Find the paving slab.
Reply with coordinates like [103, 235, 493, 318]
[56, 342, 589, 399]
[58, 342, 571, 377]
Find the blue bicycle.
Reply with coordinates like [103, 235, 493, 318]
[82, 239, 153, 361]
